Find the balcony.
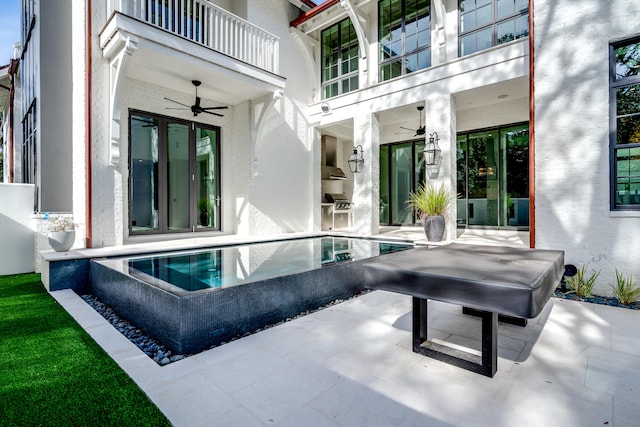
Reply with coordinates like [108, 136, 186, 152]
[101, 0, 285, 108]
[107, 0, 279, 74]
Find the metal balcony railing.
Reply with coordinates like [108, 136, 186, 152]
[107, 0, 279, 74]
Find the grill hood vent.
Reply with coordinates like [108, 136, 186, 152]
[321, 165, 347, 180]
[321, 135, 347, 180]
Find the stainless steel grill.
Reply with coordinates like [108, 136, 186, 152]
[322, 193, 354, 230]
[324, 192, 352, 210]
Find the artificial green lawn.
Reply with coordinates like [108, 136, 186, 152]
[0, 273, 171, 426]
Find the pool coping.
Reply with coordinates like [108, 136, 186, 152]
[40, 231, 424, 292]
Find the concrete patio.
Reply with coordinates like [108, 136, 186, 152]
[49, 228, 640, 426]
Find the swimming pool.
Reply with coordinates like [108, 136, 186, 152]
[90, 236, 414, 355]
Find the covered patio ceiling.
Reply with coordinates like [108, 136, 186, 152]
[318, 76, 529, 143]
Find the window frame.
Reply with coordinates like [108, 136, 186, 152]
[610, 36, 640, 211]
[458, 0, 529, 57]
[128, 109, 222, 235]
[320, 17, 360, 100]
[378, 0, 432, 82]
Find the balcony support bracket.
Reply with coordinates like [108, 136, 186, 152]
[340, 0, 369, 71]
[104, 33, 138, 169]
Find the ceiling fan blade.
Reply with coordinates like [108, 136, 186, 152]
[164, 97, 191, 108]
[200, 110, 224, 117]
[200, 106, 228, 110]
[399, 126, 415, 131]
[165, 107, 190, 110]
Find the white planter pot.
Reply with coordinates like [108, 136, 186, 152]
[48, 230, 75, 252]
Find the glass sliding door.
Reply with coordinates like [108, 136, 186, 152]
[129, 111, 221, 235]
[130, 115, 159, 232]
[390, 143, 414, 224]
[501, 125, 529, 226]
[456, 123, 529, 229]
[467, 130, 499, 226]
[195, 127, 219, 229]
[379, 139, 427, 226]
[380, 145, 390, 223]
[456, 134, 468, 226]
[167, 123, 191, 230]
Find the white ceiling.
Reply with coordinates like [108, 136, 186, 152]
[318, 76, 529, 141]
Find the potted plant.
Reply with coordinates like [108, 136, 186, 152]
[198, 198, 211, 226]
[47, 215, 76, 252]
[408, 183, 456, 242]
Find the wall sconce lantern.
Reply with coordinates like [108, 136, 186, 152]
[424, 132, 442, 165]
[348, 145, 364, 173]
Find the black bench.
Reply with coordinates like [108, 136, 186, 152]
[364, 243, 564, 377]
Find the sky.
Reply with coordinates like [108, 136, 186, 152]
[0, 0, 20, 66]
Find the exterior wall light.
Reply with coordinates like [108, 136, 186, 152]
[424, 132, 442, 165]
[321, 102, 331, 114]
[348, 145, 364, 173]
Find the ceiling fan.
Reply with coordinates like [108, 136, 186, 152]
[398, 106, 426, 136]
[164, 80, 228, 117]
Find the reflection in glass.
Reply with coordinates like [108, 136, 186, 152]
[380, 146, 390, 224]
[615, 41, 640, 80]
[195, 127, 218, 229]
[456, 124, 529, 227]
[130, 115, 159, 231]
[615, 148, 640, 206]
[391, 143, 414, 224]
[379, 0, 430, 82]
[501, 125, 529, 226]
[128, 237, 413, 291]
[321, 18, 358, 99]
[459, 0, 529, 56]
[460, 27, 492, 56]
[456, 135, 468, 226]
[167, 123, 190, 230]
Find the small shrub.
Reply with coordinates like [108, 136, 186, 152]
[566, 265, 600, 298]
[610, 270, 640, 305]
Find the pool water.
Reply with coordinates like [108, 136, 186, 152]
[127, 236, 414, 292]
[90, 236, 415, 354]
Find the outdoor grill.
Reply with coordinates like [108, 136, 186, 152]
[323, 192, 352, 210]
[322, 193, 354, 230]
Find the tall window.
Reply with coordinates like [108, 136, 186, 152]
[379, 0, 431, 82]
[129, 111, 221, 234]
[20, 0, 37, 208]
[459, 0, 528, 57]
[611, 38, 640, 210]
[321, 18, 359, 99]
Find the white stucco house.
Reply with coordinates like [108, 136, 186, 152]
[1, 0, 638, 295]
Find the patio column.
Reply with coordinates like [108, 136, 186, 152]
[424, 93, 457, 241]
[353, 111, 380, 235]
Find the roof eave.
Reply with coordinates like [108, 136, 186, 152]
[291, 0, 340, 27]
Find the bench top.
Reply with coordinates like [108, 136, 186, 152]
[364, 243, 564, 319]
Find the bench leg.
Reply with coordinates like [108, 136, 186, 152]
[412, 297, 498, 377]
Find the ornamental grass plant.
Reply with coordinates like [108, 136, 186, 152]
[566, 265, 600, 298]
[407, 183, 456, 218]
[610, 270, 640, 305]
[0, 273, 170, 426]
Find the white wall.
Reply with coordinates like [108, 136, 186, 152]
[534, 0, 640, 295]
[0, 184, 35, 274]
